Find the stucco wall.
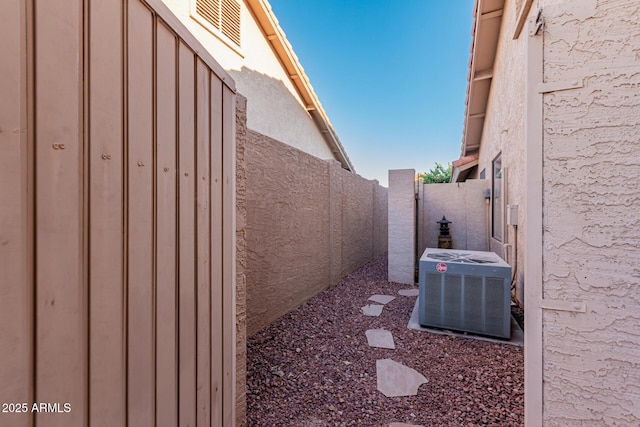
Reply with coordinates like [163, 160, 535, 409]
[417, 180, 490, 256]
[373, 182, 389, 259]
[235, 95, 248, 427]
[387, 169, 416, 285]
[161, 0, 335, 160]
[539, 1, 640, 424]
[473, 0, 527, 304]
[338, 166, 375, 276]
[244, 130, 387, 336]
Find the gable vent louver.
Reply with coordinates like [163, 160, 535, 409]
[195, 0, 241, 47]
[221, 0, 241, 46]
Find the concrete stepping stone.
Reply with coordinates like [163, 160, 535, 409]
[398, 288, 419, 297]
[368, 294, 396, 305]
[365, 329, 395, 349]
[361, 304, 384, 316]
[388, 423, 424, 427]
[376, 359, 428, 397]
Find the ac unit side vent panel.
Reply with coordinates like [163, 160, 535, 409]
[418, 248, 511, 339]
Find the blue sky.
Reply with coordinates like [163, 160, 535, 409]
[268, 0, 475, 186]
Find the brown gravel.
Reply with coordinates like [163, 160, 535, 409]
[246, 255, 524, 427]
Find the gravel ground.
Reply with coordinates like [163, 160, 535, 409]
[247, 255, 524, 427]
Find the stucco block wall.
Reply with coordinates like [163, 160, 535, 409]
[388, 169, 416, 285]
[235, 95, 248, 427]
[539, 1, 640, 424]
[243, 131, 387, 336]
[338, 166, 375, 276]
[244, 130, 330, 336]
[417, 180, 490, 256]
[161, 0, 335, 160]
[373, 182, 389, 258]
[473, 0, 527, 303]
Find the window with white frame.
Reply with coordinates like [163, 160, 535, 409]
[192, 0, 241, 49]
[492, 153, 503, 241]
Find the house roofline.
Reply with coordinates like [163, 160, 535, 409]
[245, 0, 355, 172]
[459, 0, 505, 163]
[451, 154, 479, 183]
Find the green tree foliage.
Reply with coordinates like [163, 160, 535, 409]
[419, 162, 452, 184]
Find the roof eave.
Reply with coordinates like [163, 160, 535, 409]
[460, 0, 505, 159]
[245, 0, 355, 172]
[451, 154, 479, 183]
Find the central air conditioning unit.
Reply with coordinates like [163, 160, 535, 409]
[418, 248, 512, 339]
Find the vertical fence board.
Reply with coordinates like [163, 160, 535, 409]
[34, 0, 85, 425]
[209, 76, 224, 425]
[0, 1, 31, 426]
[155, 19, 178, 427]
[127, 1, 155, 426]
[195, 60, 212, 427]
[178, 41, 197, 427]
[2, 1, 236, 424]
[222, 86, 237, 427]
[88, 0, 126, 425]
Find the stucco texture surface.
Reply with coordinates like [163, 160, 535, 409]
[338, 166, 375, 276]
[417, 180, 490, 255]
[540, 1, 640, 425]
[373, 183, 389, 259]
[161, 0, 335, 161]
[229, 67, 335, 160]
[387, 170, 416, 285]
[473, 0, 527, 304]
[235, 95, 248, 427]
[244, 130, 387, 336]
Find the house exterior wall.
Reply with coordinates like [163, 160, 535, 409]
[538, 1, 640, 424]
[0, 1, 238, 426]
[475, 0, 640, 424]
[243, 131, 387, 336]
[161, 0, 335, 161]
[473, 0, 527, 304]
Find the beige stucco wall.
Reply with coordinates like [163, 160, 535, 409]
[235, 95, 248, 427]
[472, 0, 527, 304]
[243, 130, 387, 336]
[161, 0, 335, 160]
[387, 169, 416, 285]
[538, 1, 640, 424]
[417, 180, 490, 256]
[373, 181, 389, 259]
[479, 0, 640, 424]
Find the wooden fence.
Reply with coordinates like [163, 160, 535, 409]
[0, 0, 236, 426]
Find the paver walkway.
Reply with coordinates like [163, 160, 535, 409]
[361, 304, 384, 316]
[362, 290, 428, 425]
[246, 255, 525, 426]
[365, 328, 395, 349]
[368, 294, 396, 305]
[376, 359, 428, 398]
